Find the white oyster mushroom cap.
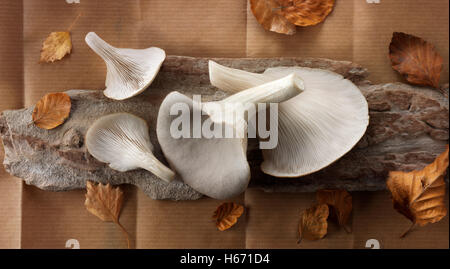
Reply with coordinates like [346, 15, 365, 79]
[208, 61, 369, 177]
[86, 113, 175, 183]
[156, 74, 304, 199]
[85, 32, 166, 100]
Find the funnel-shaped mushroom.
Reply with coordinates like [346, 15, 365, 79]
[157, 74, 304, 199]
[85, 32, 165, 100]
[209, 61, 369, 177]
[86, 113, 175, 183]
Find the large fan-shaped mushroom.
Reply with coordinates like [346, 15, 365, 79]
[157, 74, 304, 199]
[209, 61, 369, 177]
[85, 32, 165, 100]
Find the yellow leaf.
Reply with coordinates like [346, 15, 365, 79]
[212, 202, 244, 231]
[317, 189, 352, 233]
[40, 31, 72, 62]
[32, 92, 71, 130]
[387, 145, 448, 238]
[85, 181, 130, 248]
[299, 203, 329, 242]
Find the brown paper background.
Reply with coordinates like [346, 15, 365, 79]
[0, 0, 448, 249]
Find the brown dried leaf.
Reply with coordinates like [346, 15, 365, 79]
[299, 203, 329, 242]
[278, 0, 335, 27]
[85, 181, 130, 248]
[40, 32, 72, 62]
[32, 92, 71, 130]
[317, 189, 352, 233]
[387, 145, 448, 238]
[249, 0, 297, 35]
[389, 32, 443, 88]
[212, 202, 244, 231]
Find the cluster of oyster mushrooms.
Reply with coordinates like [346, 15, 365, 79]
[84, 32, 369, 200]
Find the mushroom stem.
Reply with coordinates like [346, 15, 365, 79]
[219, 73, 304, 105]
[140, 153, 176, 183]
[85, 32, 145, 91]
[85, 32, 116, 59]
[204, 73, 303, 124]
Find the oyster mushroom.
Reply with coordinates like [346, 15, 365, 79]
[85, 32, 165, 100]
[156, 74, 304, 199]
[86, 113, 175, 183]
[209, 61, 369, 177]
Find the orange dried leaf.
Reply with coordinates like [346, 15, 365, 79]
[317, 189, 352, 232]
[299, 203, 329, 242]
[278, 0, 335, 27]
[249, 0, 296, 35]
[40, 31, 72, 62]
[213, 202, 244, 231]
[85, 181, 124, 222]
[386, 145, 448, 238]
[389, 32, 443, 88]
[85, 181, 130, 248]
[32, 92, 71, 130]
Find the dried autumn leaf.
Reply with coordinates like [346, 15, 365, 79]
[40, 32, 72, 62]
[389, 32, 443, 89]
[212, 202, 244, 231]
[387, 145, 449, 238]
[249, 0, 297, 35]
[299, 203, 329, 242]
[278, 0, 335, 27]
[85, 181, 130, 248]
[317, 189, 352, 233]
[32, 92, 71, 130]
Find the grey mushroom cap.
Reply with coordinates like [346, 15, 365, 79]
[156, 92, 250, 199]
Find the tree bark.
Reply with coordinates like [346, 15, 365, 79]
[0, 56, 448, 200]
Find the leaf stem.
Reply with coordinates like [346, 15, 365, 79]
[343, 225, 352, 234]
[115, 220, 131, 249]
[400, 222, 416, 238]
[297, 217, 302, 244]
[67, 13, 82, 32]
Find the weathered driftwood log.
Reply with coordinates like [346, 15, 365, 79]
[0, 56, 448, 200]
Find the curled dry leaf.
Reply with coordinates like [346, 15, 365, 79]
[279, 0, 335, 26]
[298, 203, 329, 242]
[249, 0, 296, 35]
[387, 145, 448, 238]
[317, 189, 352, 233]
[389, 32, 443, 89]
[85, 181, 130, 248]
[32, 92, 71, 130]
[40, 32, 72, 62]
[212, 202, 244, 231]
